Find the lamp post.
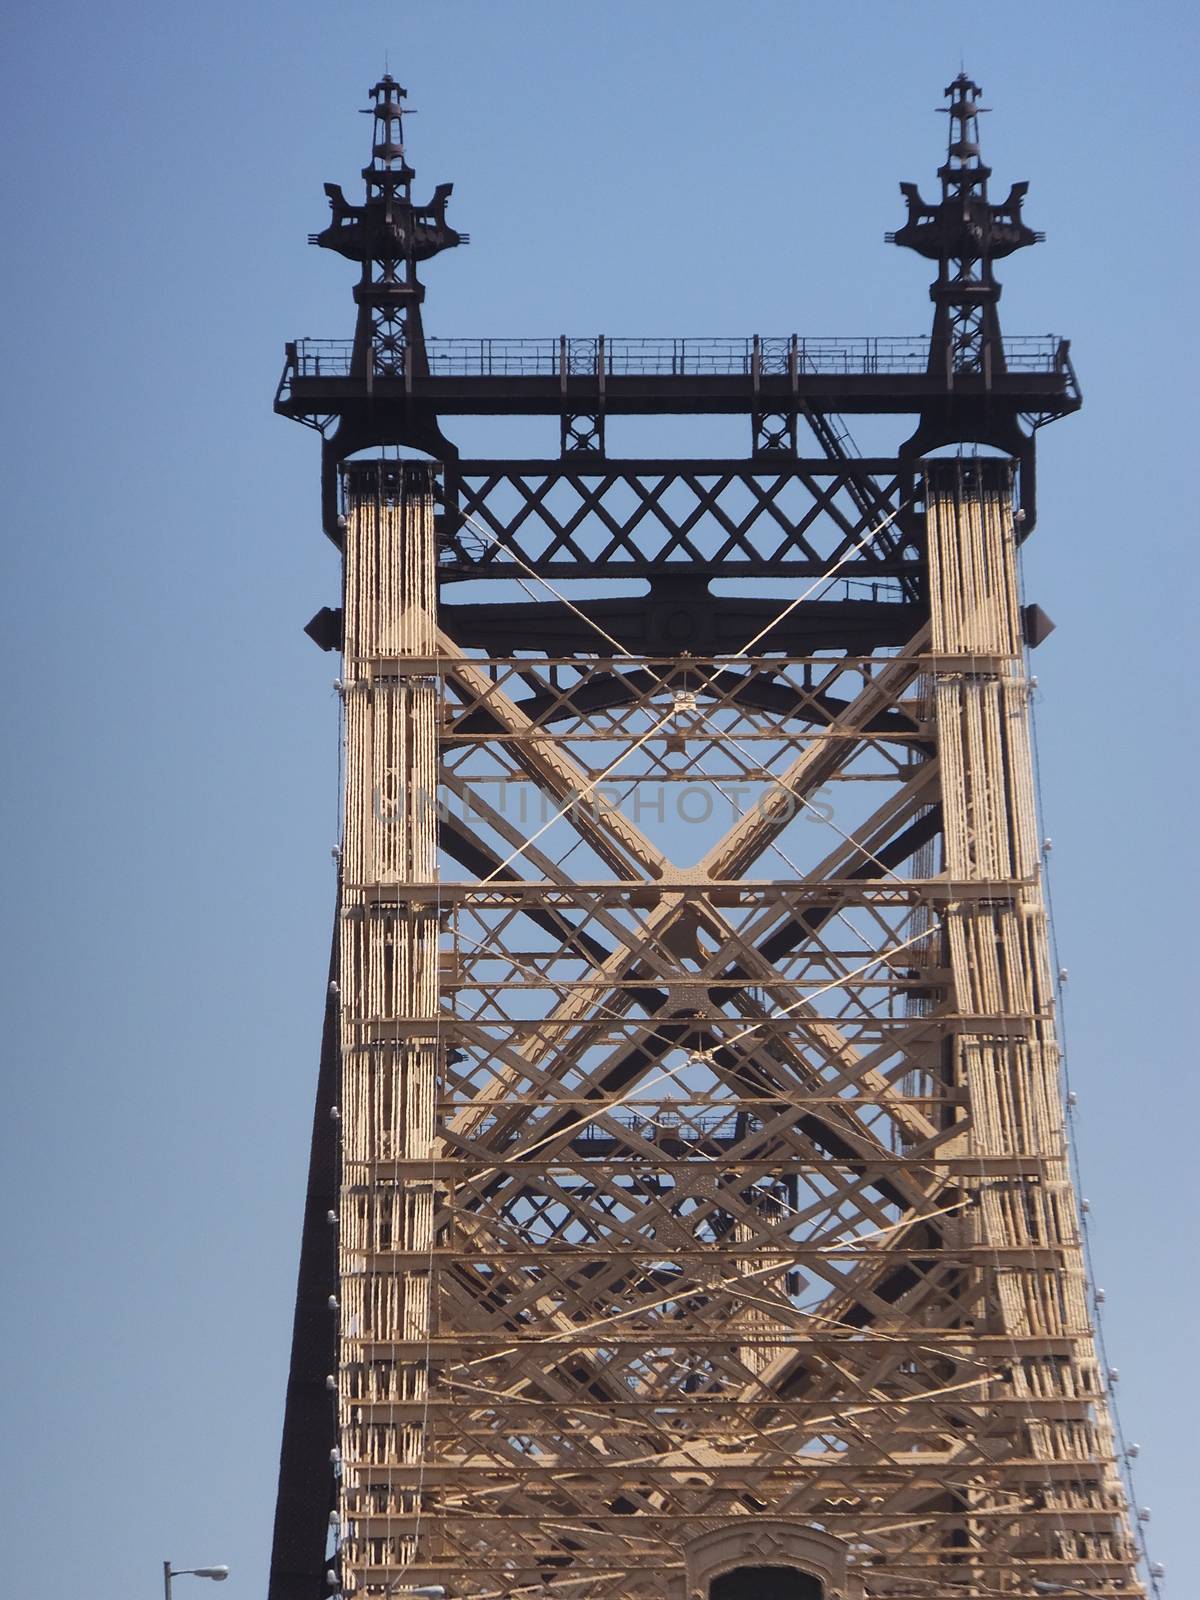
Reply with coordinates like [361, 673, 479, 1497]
[163, 1561, 230, 1600]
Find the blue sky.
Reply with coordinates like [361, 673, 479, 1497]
[0, 0, 1194, 1593]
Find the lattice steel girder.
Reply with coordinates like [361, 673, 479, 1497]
[291, 457, 1145, 1600]
[440, 460, 912, 581]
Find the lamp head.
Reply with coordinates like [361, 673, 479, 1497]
[193, 1570, 229, 1582]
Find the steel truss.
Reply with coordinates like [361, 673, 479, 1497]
[300, 457, 1142, 1600]
[267, 71, 1141, 1600]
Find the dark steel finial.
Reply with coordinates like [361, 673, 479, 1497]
[367, 75, 411, 176]
[942, 72, 988, 166]
[888, 75, 1042, 382]
[309, 76, 467, 384]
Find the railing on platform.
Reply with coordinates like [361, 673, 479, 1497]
[280, 333, 1075, 383]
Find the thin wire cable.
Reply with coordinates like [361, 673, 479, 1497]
[449, 498, 912, 892]
[346, 478, 991, 1594]
[470, 705, 678, 887]
[448, 504, 924, 1025]
[457, 497, 903, 670]
[721, 503, 903, 663]
[425, 486, 1108, 1586]
[693, 701, 924, 885]
[451, 925, 972, 1265]
[1030, 689, 1163, 1599]
[518, 920, 936, 1164]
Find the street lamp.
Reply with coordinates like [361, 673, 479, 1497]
[163, 1561, 230, 1600]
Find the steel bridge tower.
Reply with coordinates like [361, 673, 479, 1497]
[267, 72, 1144, 1600]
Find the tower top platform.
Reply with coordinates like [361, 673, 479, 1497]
[276, 71, 1080, 544]
[276, 331, 1079, 423]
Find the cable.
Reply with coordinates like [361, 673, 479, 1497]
[1030, 691, 1164, 1600]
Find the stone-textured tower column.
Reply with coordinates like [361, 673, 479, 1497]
[336, 461, 441, 1595]
[927, 457, 1134, 1578]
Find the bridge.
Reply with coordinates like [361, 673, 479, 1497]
[265, 71, 1148, 1600]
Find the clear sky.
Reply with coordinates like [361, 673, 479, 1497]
[1, 0, 1195, 1594]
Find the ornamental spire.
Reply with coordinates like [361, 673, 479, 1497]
[888, 73, 1042, 382]
[310, 74, 468, 382]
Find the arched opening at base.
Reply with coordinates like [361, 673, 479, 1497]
[710, 1566, 824, 1600]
